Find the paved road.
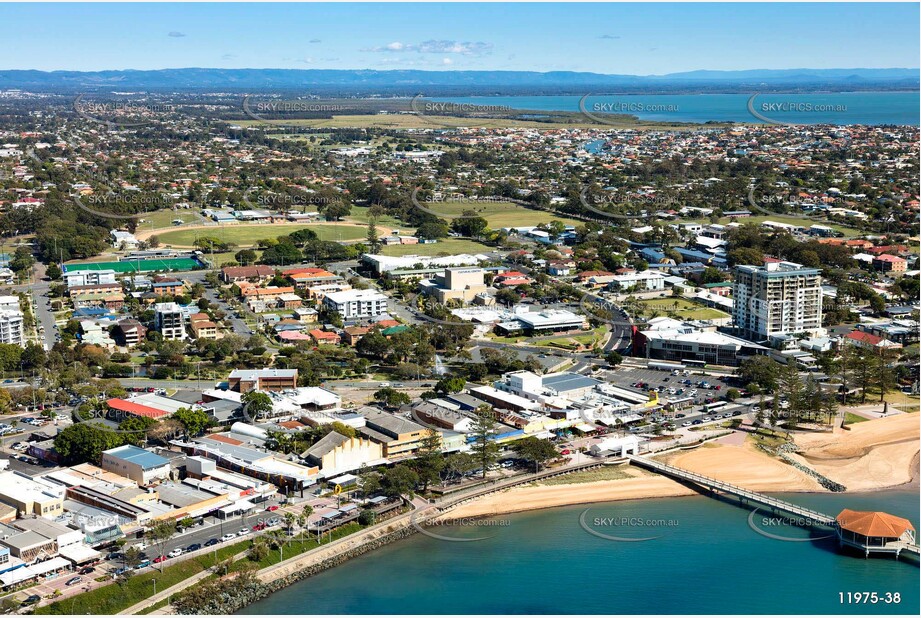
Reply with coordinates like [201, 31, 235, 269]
[7, 260, 58, 351]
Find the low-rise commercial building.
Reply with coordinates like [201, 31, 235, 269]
[100, 445, 171, 486]
[228, 368, 299, 392]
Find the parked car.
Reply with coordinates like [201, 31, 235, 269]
[682, 421, 692, 427]
[221, 533, 236, 542]
[153, 556, 166, 564]
[205, 538, 219, 547]
[65, 576, 82, 586]
[135, 560, 151, 570]
[237, 527, 250, 536]
[265, 505, 279, 511]
[167, 548, 183, 558]
[22, 595, 41, 605]
[692, 420, 703, 425]
[79, 566, 94, 575]
[186, 543, 201, 552]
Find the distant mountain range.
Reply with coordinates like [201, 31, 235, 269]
[0, 67, 917, 93]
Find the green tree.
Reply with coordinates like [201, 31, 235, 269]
[380, 464, 419, 498]
[739, 355, 781, 393]
[409, 430, 444, 492]
[512, 436, 558, 472]
[242, 391, 273, 421]
[366, 219, 381, 254]
[358, 509, 377, 526]
[235, 249, 257, 265]
[145, 520, 176, 570]
[434, 377, 466, 395]
[469, 405, 500, 478]
[373, 387, 411, 408]
[54, 423, 123, 465]
[172, 407, 212, 436]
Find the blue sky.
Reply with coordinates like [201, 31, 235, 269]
[2, 2, 918, 73]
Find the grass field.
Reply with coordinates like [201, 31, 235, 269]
[346, 205, 411, 229]
[65, 257, 204, 273]
[533, 465, 634, 486]
[154, 223, 367, 247]
[139, 209, 200, 229]
[378, 238, 492, 257]
[419, 200, 581, 228]
[536, 325, 608, 350]
[634, 297, 729, 321]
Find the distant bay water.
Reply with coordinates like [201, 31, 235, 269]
[432, 92, 920, 126]
[240, 490, 919, 615]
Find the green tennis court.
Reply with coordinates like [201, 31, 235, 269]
[65, 257, 205, 273]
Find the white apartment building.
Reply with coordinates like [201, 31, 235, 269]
[154, 302, 185, 340]
[322, 289, 388, 319]
[0, 296, 19, 312]
[0, 309, 24, 347]
[733, 261, 823, 341]
[608, 269, 666, 292]
[64, 269, 118, 288]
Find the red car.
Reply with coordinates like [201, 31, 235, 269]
[561, 449, 571, 455]
[252, 523, 266, 531]
[153, 556, 166, 564]
[266, 505, 279, 512]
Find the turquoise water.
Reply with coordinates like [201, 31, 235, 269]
[433, 92, 920, 126]
[240, 491, 919, 614]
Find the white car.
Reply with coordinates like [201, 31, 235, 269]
[751, 405, 761, 413]
[702, 416, 712, 422]
[220, 533, 236, 542]
[682, 421, 692, 427]
[167, 548, 183, 558]
[238, 527, 250, 536]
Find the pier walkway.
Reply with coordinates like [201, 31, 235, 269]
[628, 455, 837, 526]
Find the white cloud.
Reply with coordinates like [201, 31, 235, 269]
[362, 39, 492, 56]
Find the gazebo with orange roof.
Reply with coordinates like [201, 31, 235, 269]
[836, 509, 917, 558]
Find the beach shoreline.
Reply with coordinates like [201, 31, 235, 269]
[444, 414, 919, 520]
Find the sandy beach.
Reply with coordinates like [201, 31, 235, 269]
[447, 414, 919, 519]
[792, 412, 920, 491]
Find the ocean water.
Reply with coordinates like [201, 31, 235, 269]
[240, 490, 919, 615]
[431, 92, 920, 126]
